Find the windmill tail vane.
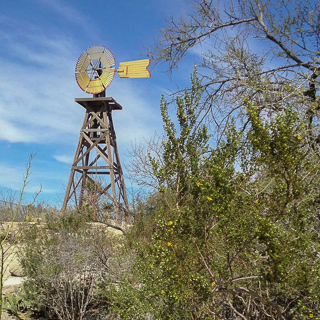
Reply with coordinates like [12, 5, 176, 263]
[117, 59, 151, 78]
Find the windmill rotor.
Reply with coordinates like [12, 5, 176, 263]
[75, 45, 151, 94]
[75, 45, 116, 94]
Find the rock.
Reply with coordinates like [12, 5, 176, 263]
[3, 277, 25, 294]
[9, 262, 25, 277]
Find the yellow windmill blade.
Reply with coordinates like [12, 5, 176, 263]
[117, 59, 151, 78]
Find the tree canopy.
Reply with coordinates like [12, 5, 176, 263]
[119, 1, 320, 318]
[149, 0, 320, 143]
[123, 69, 320, 319]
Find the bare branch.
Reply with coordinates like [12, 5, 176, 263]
[215, 287, 285, 320]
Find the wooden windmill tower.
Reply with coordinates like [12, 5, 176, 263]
[62, 45, 151, 221]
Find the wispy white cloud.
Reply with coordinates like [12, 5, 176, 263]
[0, 5, 167, 201]
[0, 21, 84, 144]
[0, 162, 44, 194]
[0, 164, 25, 191]
[0, 118, 35, 143]
[54, 154, 74, 164]
[0, 16, 162, 148]
[111, 79, 162, 143]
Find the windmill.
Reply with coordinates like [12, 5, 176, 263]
[62, 45, 151, 222]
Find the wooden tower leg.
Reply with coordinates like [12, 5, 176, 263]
[62, 112, 90, 209]
[103, 109, 130, 222]
[62, 97, 129, 223]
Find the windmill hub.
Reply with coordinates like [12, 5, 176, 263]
[89, 60, 104, 77]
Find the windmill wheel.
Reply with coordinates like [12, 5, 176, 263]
[75, 45, 116, 94]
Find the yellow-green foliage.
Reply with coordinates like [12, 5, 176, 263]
[112, 76, 320, 319]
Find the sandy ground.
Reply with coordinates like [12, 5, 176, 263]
[4, 277, 25, 287]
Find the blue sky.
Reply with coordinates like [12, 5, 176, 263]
[0, 0, 200, 207]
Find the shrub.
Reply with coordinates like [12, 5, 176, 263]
[13, 215, 125, 320]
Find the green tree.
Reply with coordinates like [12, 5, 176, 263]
[116, 71, 320, 319]
[116, 1, 320, 318]
[149, 67, 210, 208]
